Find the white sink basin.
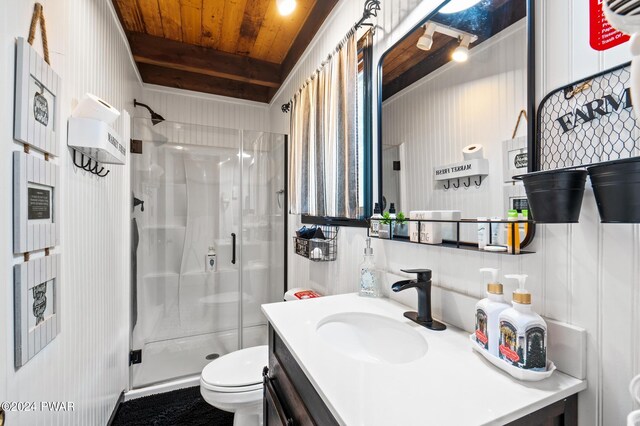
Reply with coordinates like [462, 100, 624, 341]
[316, 312, 428, 364]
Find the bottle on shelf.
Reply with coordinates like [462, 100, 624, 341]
[389, 203, 397, 220]
[507, 210, 521, 254]
[521, 209, 529, 239]
[477, 217, 489, 250]
[370, 203, 383, 237]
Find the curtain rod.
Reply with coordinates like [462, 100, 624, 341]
[281, 0, 381, 113]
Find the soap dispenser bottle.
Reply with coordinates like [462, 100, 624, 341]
[206, 245, 217, 272]
[475, 268, 510, 356]
[359, 238, 380, 297]
[370, 203, 383, 237]
[389, 203, 397, 220]
[498, 275, 547, 371]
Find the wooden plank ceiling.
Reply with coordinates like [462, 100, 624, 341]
[112, 0, 339, 103]
[382, 0, 526, 100]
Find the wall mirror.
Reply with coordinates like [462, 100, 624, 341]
[378, 0, 535, 247]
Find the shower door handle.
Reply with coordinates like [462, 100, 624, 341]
[231, 233, 237, 265]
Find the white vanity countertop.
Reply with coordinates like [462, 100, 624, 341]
[261, 293, 586, 426]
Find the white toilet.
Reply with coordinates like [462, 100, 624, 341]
[200, 345, 268, 426]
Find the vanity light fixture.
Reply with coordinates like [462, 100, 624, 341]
[277, 0, 296, 16]
[417, 22, 437, 51]
[440, 0, 482, 14]
[452, 36, 472, 62]
[417, 23, 478, 61]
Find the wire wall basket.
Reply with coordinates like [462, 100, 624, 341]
[294, 225, 338, 262]
[537, 62, 640, 171]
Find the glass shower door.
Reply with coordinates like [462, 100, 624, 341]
[130, 123, 243, 388]
[240, 131, 287, 349]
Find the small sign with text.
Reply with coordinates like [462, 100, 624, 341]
[590, 0, 630, 51]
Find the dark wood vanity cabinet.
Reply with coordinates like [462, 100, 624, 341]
[263, 326, 578, 426]
[263, 326, 339, 426]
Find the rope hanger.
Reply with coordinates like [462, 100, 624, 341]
[24, 3, 51, 157]
[28, 3, 50, 65]
[512, 109, 528, 140]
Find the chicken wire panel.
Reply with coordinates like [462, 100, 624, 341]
[537, 62, 640, 171]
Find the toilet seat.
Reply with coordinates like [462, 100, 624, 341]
[201, 381, 263, 393]
[201, 345, 267, 393]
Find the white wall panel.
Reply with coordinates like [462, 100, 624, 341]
[270, 1, 640, 425]
[1, 0, 139, 424]
[139, 85, 270, 133]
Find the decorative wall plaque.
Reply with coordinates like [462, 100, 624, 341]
[503, 136, 528, 182]
[14, 37, 61, 156]
[14, 254, 60, 368]
[13, 151, 60, 253]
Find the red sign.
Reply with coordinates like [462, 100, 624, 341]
[293, 290, 320, 299]
[590, 0, 630, 51]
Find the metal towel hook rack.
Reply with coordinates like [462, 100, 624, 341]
[72, 149, 110, 177]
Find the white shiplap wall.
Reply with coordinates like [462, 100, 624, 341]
[1, 0, 139, 425]
[270, 1, 640, 425]
[139, 85, 271, 132]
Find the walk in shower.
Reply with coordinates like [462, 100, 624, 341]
[130, 118, 286, 389]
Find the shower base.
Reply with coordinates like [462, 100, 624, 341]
[130, 323, 268, 391]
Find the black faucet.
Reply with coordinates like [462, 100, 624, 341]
[392, 269, 446, 331]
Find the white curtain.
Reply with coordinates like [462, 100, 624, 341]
[289, 30, 359, 218]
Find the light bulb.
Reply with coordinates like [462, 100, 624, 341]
[452, 45, 469, 62]
[440, 0, 482, 14]
[452, 36, 471, 62]
[277, 0, 296, 16]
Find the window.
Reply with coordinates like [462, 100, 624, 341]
[300, 30, 373, 227]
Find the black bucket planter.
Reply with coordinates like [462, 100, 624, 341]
[587, 157, 640, 223]
[515, 169, 588, 223]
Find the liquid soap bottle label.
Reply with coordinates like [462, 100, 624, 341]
[499, 321, 522, 365]
[475, 309, 489, 350]
[370, 221, 380, 236]
[499, 321, 547, 371]
[524, 327, 547, 371]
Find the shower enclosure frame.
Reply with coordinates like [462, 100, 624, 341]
[128, 119, 288, 393]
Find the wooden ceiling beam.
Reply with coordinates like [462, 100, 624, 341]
[138, 63, 272, 103]
[128, 32, 282, 88]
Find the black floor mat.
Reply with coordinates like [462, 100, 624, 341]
[111, 386, 235, 426]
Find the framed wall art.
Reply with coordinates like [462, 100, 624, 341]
[14, 254, 61, 368]
[14, 36, 61, 156]
[503, 136, 528, 183]
[13, 151, 60, 254]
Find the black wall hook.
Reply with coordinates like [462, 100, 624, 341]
[474, 176, 483, 187]
[463, 177, 471, 188]
[452, 179, 460, 189]
[71, 149, 111, 177]
[443, 180, 451, 190]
